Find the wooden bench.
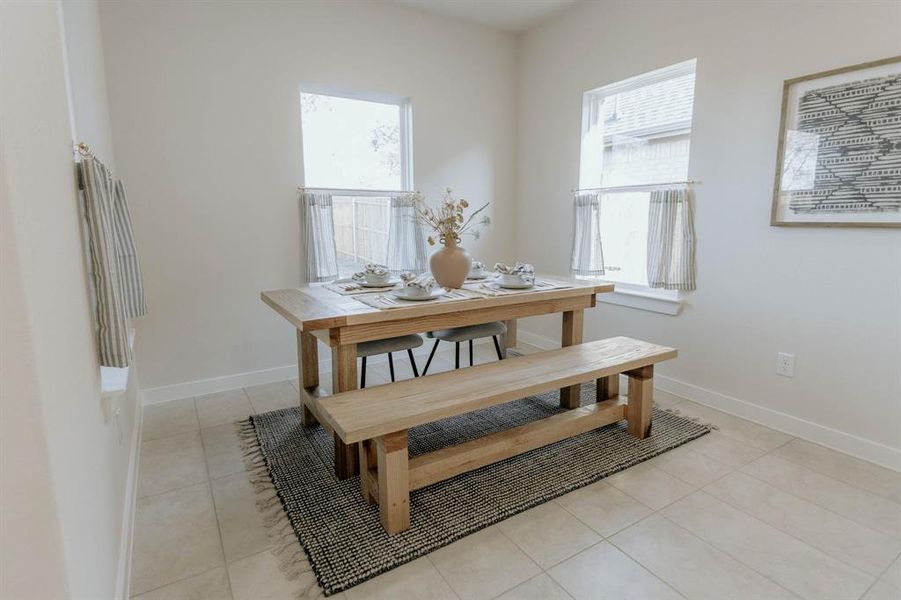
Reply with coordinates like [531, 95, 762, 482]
[316, 336, 676, 534]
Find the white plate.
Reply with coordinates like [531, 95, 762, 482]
[466, 273, 489, 280]
[392, 288, 444, 301]
[358, 277, 400, 288]
[486, 279, 534, 290]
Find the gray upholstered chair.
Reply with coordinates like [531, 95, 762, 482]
[356, 334, 424, 388]
[422, 322, 506, 374]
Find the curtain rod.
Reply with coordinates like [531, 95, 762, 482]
[297, 186, 414, 195]
[571, 179, 699, 194]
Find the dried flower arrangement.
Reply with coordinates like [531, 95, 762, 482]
[410, 187, 490, 246]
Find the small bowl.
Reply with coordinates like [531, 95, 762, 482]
[401, 285, 432, 298]
[497, 273, 529, 286]
[353, 272, 391, 286]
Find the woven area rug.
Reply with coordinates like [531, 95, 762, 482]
[237, 382, 710, 597]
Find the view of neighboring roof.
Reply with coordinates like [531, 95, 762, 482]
[599, 72, 696, 138]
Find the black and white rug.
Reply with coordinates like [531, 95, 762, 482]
[238, 382, 710, 597]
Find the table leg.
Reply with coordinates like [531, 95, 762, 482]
[331, 343, 360, 479]
[501, 319, 518, 357]
[359, 440, 377, 505]
[560, 309, 584, 409]
[297, 330, 320, 426]
[596, 374, 620, 403]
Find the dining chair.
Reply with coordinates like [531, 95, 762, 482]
[356, 334, 424, 388]
[421, 322, 506, 375]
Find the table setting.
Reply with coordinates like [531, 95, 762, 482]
[326, 189, 572, 309]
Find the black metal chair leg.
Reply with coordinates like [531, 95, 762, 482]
[361, 356, 367, 389]
[455, 342, 460, 369]
[388, 352, 395, 382]
[469, 339, 474, 366]
[493, 335, 503, 360]
[407, 348, 420, 377]
[422, 339, 440, 375]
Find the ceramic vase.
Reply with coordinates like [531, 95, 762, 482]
[429, 239, 472, 289]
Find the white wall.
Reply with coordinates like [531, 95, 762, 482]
[99, 0, 519, 390]
[0, 1, 139, 598]
[517, 0, 901, 467]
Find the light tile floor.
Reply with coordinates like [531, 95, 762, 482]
[131, 343, 901, 599]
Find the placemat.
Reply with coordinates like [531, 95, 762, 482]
[464, 278, 573, 297]
[324, 280, 400, 296]
[353, 288, 483, 310]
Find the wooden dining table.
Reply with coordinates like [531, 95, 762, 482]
[261, 276, 614, 479]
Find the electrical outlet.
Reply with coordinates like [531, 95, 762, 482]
[776, 352, 795, 377]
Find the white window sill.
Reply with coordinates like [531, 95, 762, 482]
[596, 283, 683, 315]
[101, 328, 135, 398]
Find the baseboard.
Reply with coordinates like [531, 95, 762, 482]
[141, 338, 493, 405]
[654, 375, 901, 471]
[115, 397, 143, 599]
[516, 329, 901, 472]
[142, 365, 300, 404]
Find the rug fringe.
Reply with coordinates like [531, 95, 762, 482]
[236, 418, 326, 599]
[657, 404, 719, 430]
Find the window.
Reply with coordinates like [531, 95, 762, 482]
[579, 60, 696, 289]
[300, 89, 412, 276]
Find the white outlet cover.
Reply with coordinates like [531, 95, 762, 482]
[776, 352, 795, 377]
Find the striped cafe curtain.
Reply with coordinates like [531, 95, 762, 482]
[386, 194, 428, 274]
[647, 186, 696, 291]
[570, 191, 605, 277]
[78, 157, 146, 367]
[300, 191, 339, 283]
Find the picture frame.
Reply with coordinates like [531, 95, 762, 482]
[771, 56, 901, 228]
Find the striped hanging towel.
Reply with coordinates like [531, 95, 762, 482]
[78, 157, 146, 367]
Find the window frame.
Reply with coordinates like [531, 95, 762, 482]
[299, 86, 414, 277]
[298, 84, 414, 192]
[576, 60, 696, 313]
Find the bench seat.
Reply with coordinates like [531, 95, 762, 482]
[316, 336, 677, 534]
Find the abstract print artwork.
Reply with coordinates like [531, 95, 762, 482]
[772, 56, 901, 227]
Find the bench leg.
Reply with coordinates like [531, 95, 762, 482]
[596, 374, 620, 402]
[376, 431, 410, 534]
[559, 310, 584, 409]
[359, 440, 378, 505]
[626, 366, 653, 439]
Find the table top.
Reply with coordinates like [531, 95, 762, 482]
[261, 276, 614, 331]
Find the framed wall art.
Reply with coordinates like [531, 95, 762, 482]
[771, 56, 901, 227]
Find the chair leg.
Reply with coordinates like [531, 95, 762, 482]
[361, 356, 367, 389]
[469, 339, 474, 366]
[388, 352, 395, 382]
[455, 342, 460, 369]
[407, 349, 420, 377]
[422, 340, 440, 375]
[492, 335, 503, 360]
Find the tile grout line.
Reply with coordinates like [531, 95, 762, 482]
[767, 444, 901, 506]
[738, 449, 901, 543]
[423, 555, 463, 600]
[655, 512, 804, 600]
[687, 488, 876, 585]
[197, 405, 237, 600]
[857, 548, 901, 600]
[602, 534, 691, 600]
[128, 565, 226, 599]
[672, 401, 796, 454]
